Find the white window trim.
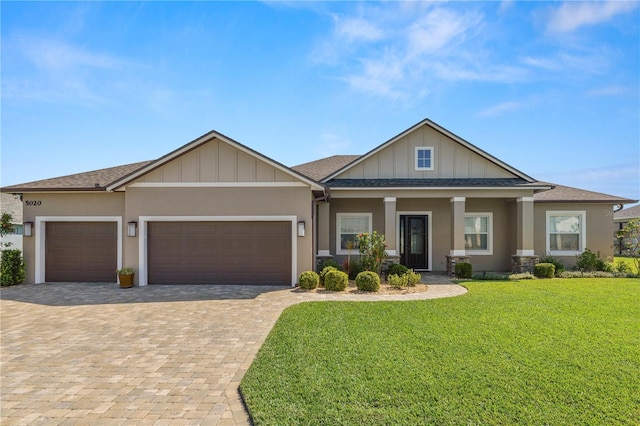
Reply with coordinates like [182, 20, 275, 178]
[336, 213, 372, 255]
[546, 211, 586, 256]
[415, 146, 434, 171]
[464, 212, 493, 255]
[34, 216, 123, 284]
[138, 216, 298, 287]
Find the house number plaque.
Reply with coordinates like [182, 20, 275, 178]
[25, 200, 42, 206]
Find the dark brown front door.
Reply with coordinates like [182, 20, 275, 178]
[45, 222, 117, 282]
[400, 215, 428, 270]
[147, 221, 291, 285]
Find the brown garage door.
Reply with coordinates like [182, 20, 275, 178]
[148, 221, 291, 285]
[45, 222, 117, 282]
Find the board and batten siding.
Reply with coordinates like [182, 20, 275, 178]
[136, 139, 296, 184]
[336, 125, 516, 180]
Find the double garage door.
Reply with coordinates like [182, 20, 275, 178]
[45, 221, 291, 285]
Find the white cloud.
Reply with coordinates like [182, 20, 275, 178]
[547, 1, 639, 33]
[588, 85, 633, 96]
[407, 8, 479, 56]
[333, 15, 384, 43]
[478, 101, 524, 117]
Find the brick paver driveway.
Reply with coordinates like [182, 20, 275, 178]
[1, 279, 465, 425]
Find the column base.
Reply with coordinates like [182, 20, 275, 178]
[446, 255, 470, 277]
[511, 255, 539, 274]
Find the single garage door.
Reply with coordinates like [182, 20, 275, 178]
[45, 222, 117, 282]
[148, 221, 291, 285]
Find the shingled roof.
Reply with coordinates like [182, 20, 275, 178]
[614, 204, 640, 220]
[533, 183, 636, 204]
[1, 161, 153, 192]
[291, 155, 360, 181]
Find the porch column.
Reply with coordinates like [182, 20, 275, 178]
[316, 201, 332, 269]
[512, 197, 538, 273]
[447, 197, 469, 276]
[384, 197, 397, 256]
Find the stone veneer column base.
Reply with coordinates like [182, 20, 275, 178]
[446, 255, 470, 277]
[511, 255, 540, 274]
[381, 255, 400, 280]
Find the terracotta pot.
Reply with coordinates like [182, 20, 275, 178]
[118, 273, 134, 288]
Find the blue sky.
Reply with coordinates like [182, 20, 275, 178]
[2, 1, 639, 204]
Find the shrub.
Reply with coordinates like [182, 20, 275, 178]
[508, 272, 536, 280]
[355, 271, 380, 292]
[356, 231, 387, 275]
[614, 260, 631, 274]
[1, 249, 26, 286]
[324, 270, 349, 291]
[386, 263, 408, 277]
[348, 259, 365, 280]
[298, 271, 319, 290]
[319, 266, 338, 286]
[575, 249, 609, 272]
[534, 263, 556, 279]
[472, 272, 509, 281]
[539, 255, 565, 276]
[318, 259, 340, 272]
[388, 273, 409, 289]
[406, 269, 422, 287]
[559, 271, 632, 279]
[454, 262, 472, 279]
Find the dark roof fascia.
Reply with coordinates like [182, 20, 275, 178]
[325, 178, 550, 191]
[321, 118, 536, 183]
[107, 129, 324, 191]
[1, 187, 107, 193]
[534, 199, 638, 204]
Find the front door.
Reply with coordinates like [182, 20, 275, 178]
[400, 215, 428, 270]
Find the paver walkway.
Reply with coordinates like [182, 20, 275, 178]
[1, 276, 466, 425]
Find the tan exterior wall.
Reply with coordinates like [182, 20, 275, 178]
[465, 198, 513, 272]
[334, 125, 517, 180]
[21, 192, 125, 284]
[136, 139, 295, 184]
[534, 203, 618, 268]
[125, 186, 313, 284]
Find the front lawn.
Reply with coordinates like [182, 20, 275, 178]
[240, 279, 640, 425]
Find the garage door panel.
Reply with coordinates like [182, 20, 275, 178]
[46, 222, 117, 282]
[148, 221, 291, 285]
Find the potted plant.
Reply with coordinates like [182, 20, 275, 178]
[116, 267, 135, 288]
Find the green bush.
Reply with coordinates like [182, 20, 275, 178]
[298, 271, 319, 290]
[559, 271, 632, 279]
[324, 270, 349, 291]
[318, 259, 340, 272]
[406, 269, 421, 287]
[454, 262, 472, 279]
[539, 255, 565, 276]
[614, 260, 631, 274]
[319, 266, 338, 286]
[386, 263, 408, 277]
[472, 272, 509, 281]
[388, 273, 408, 289]
[508, 272, 536, 280]
[575, 249, 610, 272]
[1, 249, 26, 286]
[355, 271, 380, 292]
[347, 259, 365, 280]
[534, 263, 556, 279]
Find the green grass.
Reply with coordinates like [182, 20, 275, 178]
[240, 279, 640, 425]
[614, 256, 639, 274]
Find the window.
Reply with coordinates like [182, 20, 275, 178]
[415, 147, 434, 171]
[336, 213, 372, 254]
[464, 213, 493, 254]
[546, 211, 586, 255]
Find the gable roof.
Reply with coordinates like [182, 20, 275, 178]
[614, 204, 640, 220]
[533, 183, 637, 204]
[1, 193, 23, 221]
[321, 118, 536, 183]
[107, 129, 324, 191]
[1, 161, 153, 193]
[291, 155, 360, 181]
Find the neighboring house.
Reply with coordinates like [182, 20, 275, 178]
[0, 192, 24, 251]
[614, 204, 640, 255]
[2, 118, 636, 285]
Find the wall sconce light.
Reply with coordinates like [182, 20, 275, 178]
[297, 220, 305, 237]
[23, 222, 33, 237]
[127, 221, 138, 237]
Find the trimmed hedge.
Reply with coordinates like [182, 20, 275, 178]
[1, 249, 26, 286]
[319, 266, 338, 286]
[534, 263, 556, 278]
[386, 263, 408, 277]
[355, 271, 380, 292]
[324, 270, 349, 291]
[298, 271, 319, 290]
[455, 262, 472, 279]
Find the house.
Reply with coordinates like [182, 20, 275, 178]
[0, 192, 24, 251]
[614, 204, 640, 255]
[2, 119, 636, 286]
